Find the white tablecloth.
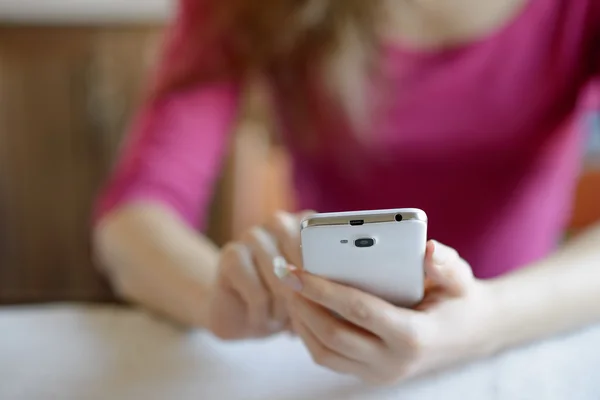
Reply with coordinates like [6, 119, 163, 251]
[1, 305, 599, 400]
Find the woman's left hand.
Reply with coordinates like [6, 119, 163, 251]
[277, 240, 497, 385]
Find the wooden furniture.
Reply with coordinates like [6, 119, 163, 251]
[0, 20, 287, 304]
[0, 26, 164, 303]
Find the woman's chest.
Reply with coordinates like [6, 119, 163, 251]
[370, 0, 593, 162]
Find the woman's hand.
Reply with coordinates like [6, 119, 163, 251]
[278, 240, 497, 385]
[206, 211, 308, 340]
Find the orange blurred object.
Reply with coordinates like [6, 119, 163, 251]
[570, 168, 600, 231]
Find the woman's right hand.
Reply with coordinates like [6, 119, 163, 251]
[206, 211, 309, 340]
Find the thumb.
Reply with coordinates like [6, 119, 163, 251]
[424, 240, 474, 296]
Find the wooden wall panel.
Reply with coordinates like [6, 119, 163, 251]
[0, 25, 278, 304]
[0, 26, 163, 303]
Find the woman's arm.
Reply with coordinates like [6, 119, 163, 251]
[93, 0, 241, 328]
[492, 0, 600, 348]
[94, 203, 219, 328]
[488, 223, 600, 352]
[93, 78, 240, 328]
[93, 87, 240, 328]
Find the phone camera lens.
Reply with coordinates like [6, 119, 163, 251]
[355, 238, 375, 248]
[395, 214, 403, 222]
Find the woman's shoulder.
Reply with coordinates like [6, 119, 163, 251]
[553, 0, 599, 35]
[521, 0, 597, 31]
[524, 0, 598, 75]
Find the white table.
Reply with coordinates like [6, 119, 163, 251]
[1, 305, 600, 400]
[0, 0, 172, 24]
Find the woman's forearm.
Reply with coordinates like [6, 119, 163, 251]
[93, 203, 220, 328]
[486, 223, 600, 353]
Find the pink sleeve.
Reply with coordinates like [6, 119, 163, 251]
[95, 85, 239, 229]
[594, 0, 600, 77]
[590, 1, 600, 109]
[95, 0, 241, 229]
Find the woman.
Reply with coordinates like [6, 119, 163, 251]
[94, 0, 600, 385]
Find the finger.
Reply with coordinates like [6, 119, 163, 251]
[209, 280, 255, 340]
[291, 315, 367, 378]
[291, 271, 421, 342]
[221, 243, 271, 332]
[265, 211, 304, 269]
[290, 294, 384, 363]
[284, 321, 296, 336]
[244, 227, 288, 330]
[424, 240, 474, 296]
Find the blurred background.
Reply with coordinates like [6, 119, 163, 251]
[0, 1, 598, 306]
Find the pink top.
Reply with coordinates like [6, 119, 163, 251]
[96, 0, 600, 279]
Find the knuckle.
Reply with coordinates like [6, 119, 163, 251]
[289, 294, 303, 309]
[220, 242, 238, 260]
[365, 363, 412, 386]
[266, 212, 286, 233]
[248, 227, 280, 257]
[220, 243, 249, 274]
[345, 298, 372, 323]
[210, 325, 236, 341]
[401, 319, 429, 355]
[272, 299, 289, 320]
[274, 211, 295, 231]
[221, 242, 244, 262]
[248, 290, 270, 309]
[111, 273, 135, 300]
[307, 282, 330, 303]
[322, 325, 348, 350]
[275, 294, 288, 307]
[241, 228, 260, 247]
[433, 243, 460, 266]
[377, 309, 396, 329]
[403, 335, 424, 356]
[268, 211, 299, 250]
[444, 248, 461, 265]
[311, 348, 334, 367]
[394, 365, 417, 382]
[365, 372, 403, 387]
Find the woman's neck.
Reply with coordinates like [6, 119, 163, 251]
[381, 0, 530, 50]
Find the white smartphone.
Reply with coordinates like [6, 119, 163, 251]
[300, 208, 427, 307]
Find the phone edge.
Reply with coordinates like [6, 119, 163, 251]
[300, 209, 428, 230]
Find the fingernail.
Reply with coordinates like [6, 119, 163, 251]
[431, 240, 448, 265]
[273, 256, 303, 292]
[277, 211, 298, 231]
[273, 256, 290, 277]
